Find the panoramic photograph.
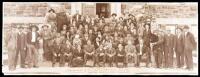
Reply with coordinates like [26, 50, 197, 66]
[2, 2, 198, 75]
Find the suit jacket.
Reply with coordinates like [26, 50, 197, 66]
[27, 31, 40, 46]
[17, 32, 27, 50]
[73, 48, 84, 58]
[94, 41, 101, 49]
[125, 45, 137, 54]
[84, 44, 95, 53]
[164, 34, 175, 50]
[143, 29, 151, 47]
[96, 48, 105, 54]
[106, 48, 116, 55]
[116, 48, 126, 56]
[73, 14, 81, 22]
[174, 33, 184, 52]
[6, 31, 17, 50]
[183, 32, 196, 51]
[153, 34, 164, 51]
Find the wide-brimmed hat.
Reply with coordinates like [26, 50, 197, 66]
[48, 8, 55, 13]
[29, 25, 39, 31]
[111, 13, 117, 17]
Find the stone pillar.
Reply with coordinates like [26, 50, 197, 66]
[111, 3, 121, 17]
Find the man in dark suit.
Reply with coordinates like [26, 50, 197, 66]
[174, 27, 184, 68]
[143, 24, 152, 67]
[72, 10, 81, 23]
[14, 26, 27, 68]
[83, 40, 95, 66]
[105, 40, 116, 67]
[115, 43, 127, 67]
[26, 25, 40, 68]
[94, 44, 106, 67]
[163, 29, 175, 68]
[151, 30, 164, 68]
[183, 25, 196, 70]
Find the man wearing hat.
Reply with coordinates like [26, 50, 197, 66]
[40, 24, 51, 61]
[174, 27, 184, 68]
[182, 25, 196, 70]
[26, 25, 40, 68]
[110, 13, 117, 23]
[5, 24, 18, 70]
[163, 28, 175, 68]
[14, 26, 27, 69]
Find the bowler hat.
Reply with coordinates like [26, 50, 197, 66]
[29, 25, 39, 31]
[111, 13, 117, 17]
[48, 8, 55, 13]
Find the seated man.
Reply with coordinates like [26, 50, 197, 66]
[51, 33, 62, 67]
[115, 43, 126, 67]
[60, 40, 73, 67]
[95, 44, 106, 67]
[83, 40, 95, 66]
[125, 40, 137, 67]
[105, 40, 116, 67]
[72, 45, 84, 67]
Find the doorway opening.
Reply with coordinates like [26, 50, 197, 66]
[96, 3, 111, 18]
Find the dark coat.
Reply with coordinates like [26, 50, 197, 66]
[183, 32, 196, 51]
[27, 31, 40, 47]
[17, 32, 27, 50]
[174, 34, 184, 52]
[164, 34, 175, 50]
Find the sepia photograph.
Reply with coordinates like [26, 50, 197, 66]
[2, 2, 198, 75]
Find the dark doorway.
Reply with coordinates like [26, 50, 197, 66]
[96, 3, 111, 18]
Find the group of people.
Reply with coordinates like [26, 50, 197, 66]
[4, 8, 196, 71]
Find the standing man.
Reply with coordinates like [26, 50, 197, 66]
[40, 24, 51, 61]
[143, 24, 152, 67]
[14, 26, 27, 69]
[183, 25, 196, 70]
[26, 25, 40, 68]
[151, 30, 164, 68]
[163, 29, 175, 68]
[5, 25, 18, 70]
[174, 27, 184, 68]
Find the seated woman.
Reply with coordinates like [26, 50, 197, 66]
[72, 45, 84, 67]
